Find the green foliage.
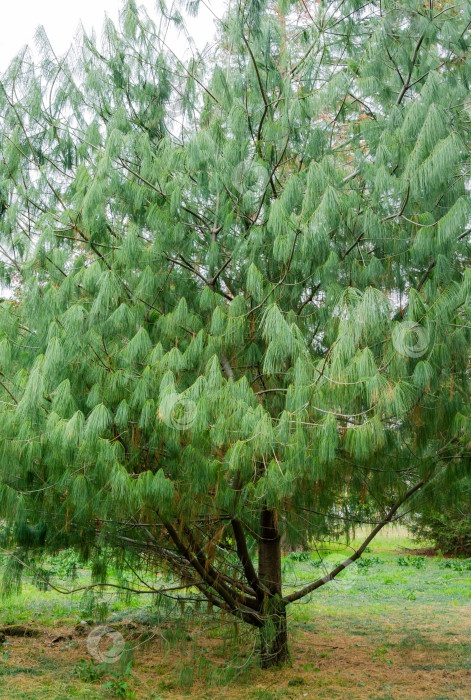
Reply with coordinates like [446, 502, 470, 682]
[103, 663, 136, 699]
[397, 556, 426, 570]
[409, 475, 471, 556]
[43, 550, 82, 580]
[356, 556, 381, 570]
[286, 551, 310, 563]
[438, 558, 471, 572]
[72, 659, 106, 682]
[0, 0, 470, 664]
[411, 508, 471, 557]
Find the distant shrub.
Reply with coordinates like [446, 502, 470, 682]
[438, 558, 471, 573]
[397, 555, 425, 569]
[357, 556, 381, 570]
[44, 549, 82, 580]
[309, 559, 322, 569]
[286, 551, 311, 563]
[409, 481, 471, 556]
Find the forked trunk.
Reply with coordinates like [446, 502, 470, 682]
[258, 507, 290, 667]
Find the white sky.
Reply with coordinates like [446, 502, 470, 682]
[0, 0, 225, 72]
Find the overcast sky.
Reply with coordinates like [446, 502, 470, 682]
[0, 0, 224, 72]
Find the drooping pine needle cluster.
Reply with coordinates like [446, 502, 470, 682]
[0, 0, 470, 662]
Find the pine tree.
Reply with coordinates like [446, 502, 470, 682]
[0, 0, 470, 666]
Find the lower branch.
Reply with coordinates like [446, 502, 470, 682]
[283, 480, 424, 604]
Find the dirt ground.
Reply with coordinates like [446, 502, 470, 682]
[1, 603, 470, 699]
[1, 533, 470, 699]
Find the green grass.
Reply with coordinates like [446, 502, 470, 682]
[0, 529, 470, 699]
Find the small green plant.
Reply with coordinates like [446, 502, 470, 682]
[286, 551, 310, 562]
[44, 549, 82, 580]
[438, 558, 471, 572]
[409, 556, 426, 569]
[103, 663, 136, 699]
[282, 549, 311, 572]
[72, 659, 105, 682]
[309, 559, 322, 569]
[357, 556, 381, 570]
[288, 676, 305, 686]
[103, 677, 136, 699]
[372, 646, 393, 665]
[397, 555, 425, 569]
[439, 559, 456, 570]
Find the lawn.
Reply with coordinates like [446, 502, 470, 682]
[0, 529, 470, 699]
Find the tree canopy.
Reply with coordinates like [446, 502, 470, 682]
[0, 0, 470, 666]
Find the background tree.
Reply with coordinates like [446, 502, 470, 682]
[410, 475, 471, 555]
[0, 0, 470, 666]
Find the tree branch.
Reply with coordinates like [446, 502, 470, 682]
[283, 480, 425, 603]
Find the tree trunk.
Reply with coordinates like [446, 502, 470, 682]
[258, 507, 290, 667]
[259, 595, 289, 668]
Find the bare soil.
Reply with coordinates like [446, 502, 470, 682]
[1, 604, 470, 699]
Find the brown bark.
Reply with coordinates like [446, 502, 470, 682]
[259, 507, 282, 595]
[258, 507, 289, 667]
